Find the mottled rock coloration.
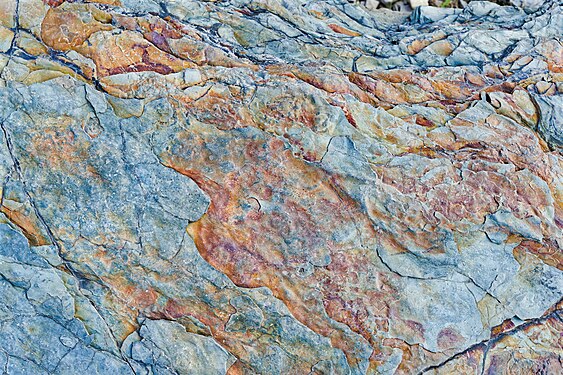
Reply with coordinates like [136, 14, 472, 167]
[0, 0, 562, 374]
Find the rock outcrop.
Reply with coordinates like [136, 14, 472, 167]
[0, 0, 562, 374]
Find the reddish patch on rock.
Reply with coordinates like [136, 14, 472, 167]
[160, 125, 397, 367]
[105, 45, 174, 75]
[415, 115, 435, 128]
[491, 318, 516, 338]
[328, 24, 361, 37]
[43, 0, 66, 7]
[515, 240, 563, 271]
[437, 327, 464, 351]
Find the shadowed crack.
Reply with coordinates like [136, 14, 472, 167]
[418, 298, 563, 374]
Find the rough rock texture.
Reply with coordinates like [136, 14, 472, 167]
[0, 0, 562, 374]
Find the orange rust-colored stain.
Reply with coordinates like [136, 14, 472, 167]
[104, 45, 175, 75]
[41, 5, 113, 51]
[21, 2, 563, 372]
[259, 94, 318, 130]
[41, 5, 192, 79]
[92, 0, 121, 4]
[30, 126, 82, 169]
[226, 361, 246, 375]
[113, 14, 139, 31]
[186, 91, 251, 130]
[168, 38, 252, 69]
[415, 115, 435, 128]
[428, 39, 454, 56]
[163, 130, 402, 367]
[291, 68, 376, 105]
[328, 24, 361, 37]
[349, 71, 443, 105]
[0, 204, 51, 246]
[406, 39, 432, 55]
[515, 240, 563, 271]
[88, 32, 192, 77]
[491, 318, 516, 338]
[348, 73, 411, 104]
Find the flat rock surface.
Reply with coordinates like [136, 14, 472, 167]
[0, 0, 562, 374]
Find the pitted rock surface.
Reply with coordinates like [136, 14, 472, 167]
[0, 0, 562, 374]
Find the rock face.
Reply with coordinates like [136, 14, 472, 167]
[0, 0, 561, 374]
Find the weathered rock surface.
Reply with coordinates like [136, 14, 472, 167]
[0, 0, 561, 374]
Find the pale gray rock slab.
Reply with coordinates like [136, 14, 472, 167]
[511, 0, 545, 12]
[492, 257, 563, 321]
[534, 95, 563, 150]
[0, 224, 136, 375]
[125, 319, 236, 375]
[389, 277, 486, 352]
[411, 6, 462, 24]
